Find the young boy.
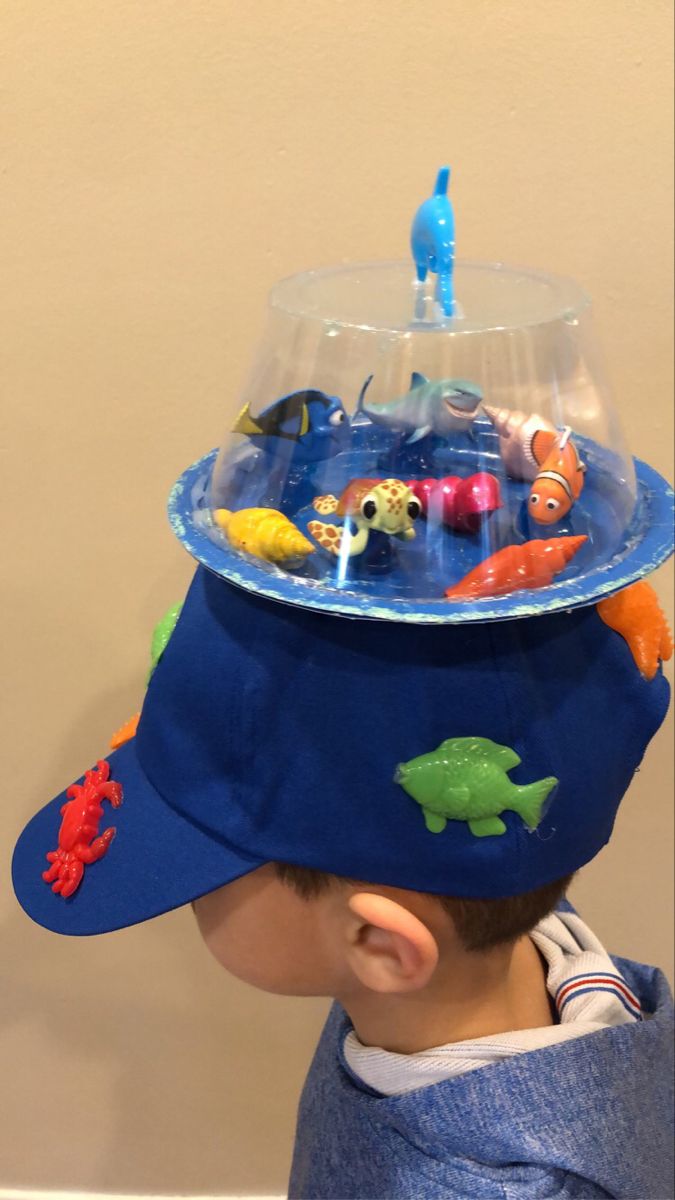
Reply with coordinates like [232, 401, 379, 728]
[12, 565, 673, 1199]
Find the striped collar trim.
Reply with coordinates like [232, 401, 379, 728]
[555, 972, 642, 1020]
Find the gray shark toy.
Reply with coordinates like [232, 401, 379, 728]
[356, 373, 483, 444]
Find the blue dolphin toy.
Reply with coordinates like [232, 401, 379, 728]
[410, 166, 456, 317]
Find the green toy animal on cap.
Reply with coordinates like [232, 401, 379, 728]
[395, 736, 558, 837]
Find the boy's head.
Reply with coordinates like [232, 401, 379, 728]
[192, 863, 574, 998]
[12, 565, 671, 945]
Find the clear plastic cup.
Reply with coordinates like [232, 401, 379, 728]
[169, 261, 671, 622]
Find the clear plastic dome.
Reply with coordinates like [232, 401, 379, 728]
[170, 260, 671, 622]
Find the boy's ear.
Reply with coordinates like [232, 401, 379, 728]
[345, 892, 439, 994]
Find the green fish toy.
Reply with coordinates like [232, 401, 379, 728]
[148, 602, 183, 683]
[395, 737, 557, 838]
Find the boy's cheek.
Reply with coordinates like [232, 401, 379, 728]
[192, 893, 268, 985]
[191, 891, 324, 995]
[191, 888, 340, 996]
[191, 891, 245, 968]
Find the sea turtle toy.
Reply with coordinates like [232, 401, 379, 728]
[308, 478, 421, 559]
[395, 736, 558, 837]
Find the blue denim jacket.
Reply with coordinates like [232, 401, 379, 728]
[289, 955, 674, 1199]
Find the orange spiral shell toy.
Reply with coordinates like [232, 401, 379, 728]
[444, 536, 587, 601]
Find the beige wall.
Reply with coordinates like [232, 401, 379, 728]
[2, 2, 672, 1195]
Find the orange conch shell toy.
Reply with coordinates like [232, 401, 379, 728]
[597, 581, 673, 680]
[483, 407, 557, 482]
[529, 426, 586, 525]
[444, 535, 587, 601]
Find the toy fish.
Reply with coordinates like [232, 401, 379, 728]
[395, 736, 558, 837]
[233, 389, 350, 464]
[444, 535, 587, 600]
[529, 426, 586, 524]
[483, 407, 557, 482]
[213, 507, 314, 567]
[149, 601, 183, 682]
[110, 601, 185, 751]
[407, 473, 502, 533]
[357, 373, 483, 444]
[597, 581, 674, 680]
[308, 478, 421, 558]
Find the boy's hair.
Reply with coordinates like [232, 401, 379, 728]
[275, 863, 574, 953]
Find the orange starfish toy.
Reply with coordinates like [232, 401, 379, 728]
[597, 581, 673, 680]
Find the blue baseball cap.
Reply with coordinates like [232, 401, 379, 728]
[12, 564, 671, 936]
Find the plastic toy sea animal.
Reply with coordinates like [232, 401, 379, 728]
[395, 736, 558, 837]
[308, 478, 421, 558]
[357, 373, 482, 445]
[529, 427, 586, 525]
[407, 473, 502, 533]
[150, 601, 183, 681]
[483, 407, 557, 482]
[444, 535, 587, 600]
[410, 165, 456, 316]
[109, 601, 184, 751]
[233, 389, 350, 464]
[214, 507, 314, 567]
[42, 760, 123, 898]
[597, 581, 674, 680]
[110, 712, 140, 751]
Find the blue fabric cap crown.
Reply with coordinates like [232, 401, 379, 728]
[12, 566, 670, 935]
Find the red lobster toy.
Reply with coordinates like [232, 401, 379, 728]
[42, 759, 123, 898]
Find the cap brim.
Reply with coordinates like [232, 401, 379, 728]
[12, 738, 266, 936]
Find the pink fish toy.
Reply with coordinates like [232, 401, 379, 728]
[407, 473, 502, 533]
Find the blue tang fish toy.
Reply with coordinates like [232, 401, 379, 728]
[357, 373, 483, 445]
[233, 389, 351, 465]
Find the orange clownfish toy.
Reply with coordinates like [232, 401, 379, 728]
[529, 426, 586, 525]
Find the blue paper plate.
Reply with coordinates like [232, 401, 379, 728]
[168, 440, 673, 624]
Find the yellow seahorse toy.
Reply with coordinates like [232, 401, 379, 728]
[213, 507, 315, 568]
